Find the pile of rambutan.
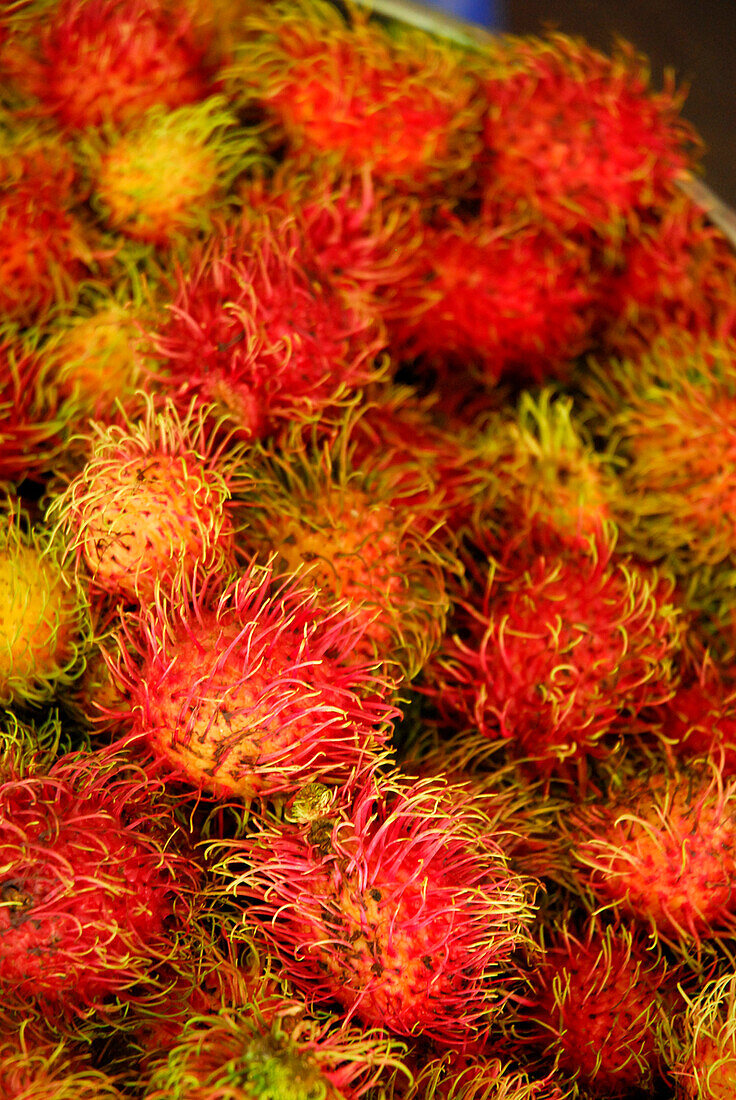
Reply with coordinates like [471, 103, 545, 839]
[3, 0, 736, 1097]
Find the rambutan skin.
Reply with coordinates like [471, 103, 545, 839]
[0, 749, 201, 1011]
[212, 772, 539, 1048]
[108, 562, 399, 800]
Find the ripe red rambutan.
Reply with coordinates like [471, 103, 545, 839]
[479, 33, 699, 239]
[0, 748, 201, 1014]
[213, 771, 538, 1047]
[579, 329, 736, 575]
[381, 211, 598, 386]
[46, 397, 239, 605]
[148, 218, 386, 441]
[234, 420, 454, 683]
[108, 561, 398, 800]
[84, 96, 262, 246]
[22, 0, 215, 132]
[515, 914, 678, 1097]
[227, 0, 484, 195]
[564, 758, 736, 949]
[649, 655, 736, 776]
[425, 522, 683, 772]
[141, 1006, 409, 1100]
[0, 504, 92, 707]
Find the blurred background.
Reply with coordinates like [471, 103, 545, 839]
[420, 0, 736, 208]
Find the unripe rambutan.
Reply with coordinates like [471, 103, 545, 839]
[478, 33, 698, 239]
[381, 212, 598, 385]
[579, 329, 736, 574]
[0, 748, 201, 1013]
[212, 771, 538, 1047]
[664, 971, 736, 1099]
[234, 421, 454, 683]
[515, 914, 678, 1097]
[46, 397, 239, 604]
[564, 758, 736, 949]
[23, 0, 215, 132]
[403, 1049, 568, 1100]
[0, 505, 91, 706]
[85, 96, 262, 246]
[109, 561, 398, 800]
[425, 522, 683, 772]
[142, 1006, 409, 1100]
[227, 0, 484, 195]
[149, 218, 386, 441]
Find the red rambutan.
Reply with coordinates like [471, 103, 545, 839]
[664, 971, 736, 1099]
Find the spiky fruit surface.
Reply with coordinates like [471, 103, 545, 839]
[565, 760, 736, 947]
[650, 657, 736, 775]
[228, 0, 484, 194]
[0, 325, 67, 487]
[149, 219, 386, 440]
[214, 772, 538, 1047]
[382, 213, 597, 385]
[426, 524, 683, 770]
[519, 916, 676, 1097]
[0, 1022, 126, 1099]
[110, 562, 398, 799]
[0, 749, 200, 1011]
[665, 972, 736, 1099]
[595, 192, 736, 357]
[235, 427, 453, 682]
[24, 0, 214, 131]
[47, 399, 238, 604]
[142, 1007, 408, 1100]
[0, 509, 91, 706]
[479, 33, 698, 238]
[404, 1049, 568, 1100]
[0, 121, 92, 323]
[87, 96, 259, 245]
[580, 330, 736, 573]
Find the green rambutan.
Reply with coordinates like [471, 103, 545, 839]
[479, 33, 698, 239]
[227, 0, 484, 195]
[425, 522, 683, 772]
[0, 747, 201, 1014]
[148, 217, 386, 441]
[212, 771, 538, 1047]
[0, 503, 92, 707]
[84, 96, 262, 246]
[46, 397, 239, 604]
[515, 913, 678, 1097]
[141, 1006, 409, 1100]
[21, 0, 215, 132]
[108, 560, 398, 800]
[564, 757, 736, 949]
[664, 971, 736, 1099]
[402, 1050, 566, 1100]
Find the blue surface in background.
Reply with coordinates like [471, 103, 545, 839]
[419, 0, 502, 26]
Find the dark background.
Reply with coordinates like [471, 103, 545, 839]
[504, 0, 736, 209]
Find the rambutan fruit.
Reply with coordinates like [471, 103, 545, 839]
[234, 419, 454, 683]
[563, 757, 736, 950]
[84, 96, 263, 247]
[0, 504, 91, 707]
[46, 397, 239, 605]
[664, 971, 736, 1098]
[0, 1019, 126, 1099]
[141, 1006, 409, 1100]
[21, 0, 215, 132]
[478, 33, 699, 240]
[212, 771, 538, 1047]
[108, 561, 398, 800]
[648, 656, 736, 776]
[381, 211, 598, 386]
[514, 913, 678, 1098]
[0, 117, 94, 324]
[579, 329, 736, 574]
[148, 218, 386, 441]
[424, 522, 683, 773]
[595, 191, 736, 357]
[402, 1050, 566, 1100]
[227, 0, 485, 195]
[0, 747, 201, 1014]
